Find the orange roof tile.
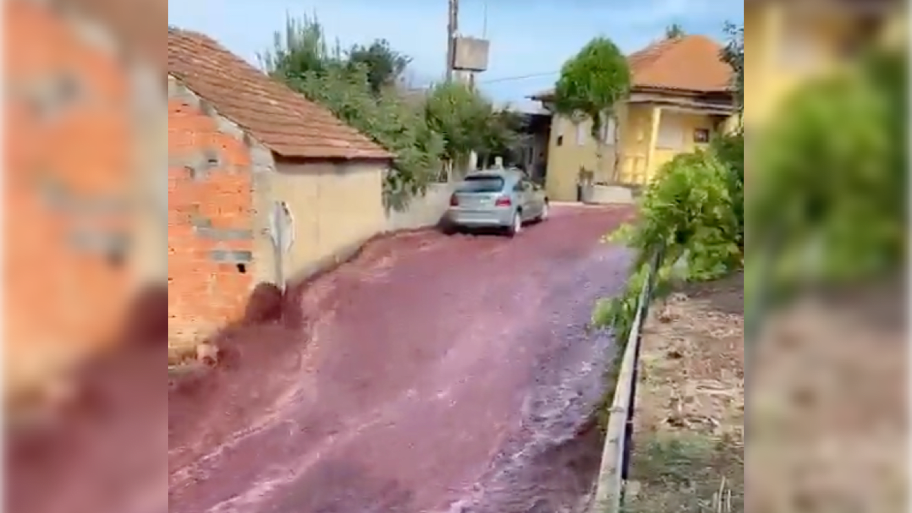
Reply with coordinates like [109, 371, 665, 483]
[167, 28, 393, 161]
[627, 35, 732, 92]
[530, 34, 733, 100]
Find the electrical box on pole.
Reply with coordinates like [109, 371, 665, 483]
[452, 37, 490, 72]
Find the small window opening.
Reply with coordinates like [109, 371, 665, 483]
[236, 263, 247, 274]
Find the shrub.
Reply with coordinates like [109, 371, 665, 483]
[595, 150, 742, 338]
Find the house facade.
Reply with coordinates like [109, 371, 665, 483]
[167, 29, 393, 355]
[531, 35, 738, 202]
[745, 0, 903, 130]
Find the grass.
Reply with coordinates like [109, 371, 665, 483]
[623, 432, 743, 513]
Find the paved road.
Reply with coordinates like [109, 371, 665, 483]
[168, 205, 633, 513]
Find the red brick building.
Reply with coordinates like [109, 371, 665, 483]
[166, 29, 392, 355]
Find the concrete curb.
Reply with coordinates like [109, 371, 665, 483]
[589, 273, 651, 513]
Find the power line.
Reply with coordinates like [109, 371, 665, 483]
[478, 71, 560, 84]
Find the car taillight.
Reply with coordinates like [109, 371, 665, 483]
[495, 196, 512, 207]
[449, 194, 459, 206]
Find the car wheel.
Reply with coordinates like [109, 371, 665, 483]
[441, 220, 458, 235]
[507, 211, 522, 237]
[538, 201, 550, 222]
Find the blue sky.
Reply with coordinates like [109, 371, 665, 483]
[168, 0, 743, 108]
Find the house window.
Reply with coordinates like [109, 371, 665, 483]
[555, 122, 564, 146]
[656, 117, 685, 150]
[693, 128, 710, 143]
[576, 122, 587, 146]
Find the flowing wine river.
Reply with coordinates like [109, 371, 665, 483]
[168, 206, 632, 513]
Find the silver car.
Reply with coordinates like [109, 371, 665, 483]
[445, 169, 550, 236]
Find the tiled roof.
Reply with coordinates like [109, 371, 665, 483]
[167, 28, 393, 160]
[627, 35, 731, 92]
[530, 34, 733, 99]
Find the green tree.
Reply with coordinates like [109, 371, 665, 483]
[553, 37, 631, 183]
[259, 14, 341, 78]
[261, 14, 444, 196]
[720, 22, 744, 116]
[347, 39, 411, 95]
[478, 108, 526, 167]
[665, 23, 686, 39]
[423, 82, 516, 176]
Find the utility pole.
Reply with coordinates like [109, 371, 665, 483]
[445, 0, 458, 81]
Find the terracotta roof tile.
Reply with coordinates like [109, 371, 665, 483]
[627, 35, 732, 92]
[167, 28, 392, 161]
[530, 34, 733, 99]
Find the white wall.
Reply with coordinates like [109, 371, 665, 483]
[384, 183, 455, 232]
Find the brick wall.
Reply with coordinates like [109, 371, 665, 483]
[4, 0, 136, 394]
[167, 77, 255, 351]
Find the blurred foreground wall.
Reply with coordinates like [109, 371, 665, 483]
[3, 0, 165, 403]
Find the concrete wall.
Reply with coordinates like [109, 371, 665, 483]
[545, 112, 620, 202]
[383, 183, 455, 232]
[265, 161, 388, 283]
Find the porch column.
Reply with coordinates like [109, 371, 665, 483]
[645, 106, 662, 183]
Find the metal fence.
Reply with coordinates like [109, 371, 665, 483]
[591, 249, 662, 513]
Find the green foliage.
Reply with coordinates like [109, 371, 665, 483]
[711, 132, 745, 249]
[553, 37, 631, 139]
[720, 22, 744, 116]
[741, 48, 905, 339]
[260, 14, 341, 78]
[596, 151, 743, 339]
[261, 14, 518, 196]
[625, 152, 741, 274]
[346, 39, 411, 94]
[479, 108, 527, 163]
[293, 66, 445, 194]
[424, 82, 493, 163]
[748, 49, 906, 289]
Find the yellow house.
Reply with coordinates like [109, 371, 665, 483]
[531, 35, 737, 202]
[745, 0, 904, 130]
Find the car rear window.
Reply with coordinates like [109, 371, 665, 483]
[457, 176, 505, 193]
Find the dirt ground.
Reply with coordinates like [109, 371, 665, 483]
[747, 280, 906, 513]
[624, 272, 907, 513]
[624, 272, 745, 513]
